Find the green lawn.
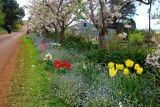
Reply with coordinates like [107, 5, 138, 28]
[5, 35, 67, 107]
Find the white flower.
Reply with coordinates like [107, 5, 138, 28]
[44, 53, 52, 61]
[124, 24, 131, 29]
[83, 64, 87, 69]
[146, 54, 159, 61]
[157, 44, 160, 49]
[154, 49, 160, 56]
[119, 101, 123, 107]
[151, 62, 160, 67]
[145, 54, 160, 68]
[51, 42, 61, 47]
[118, 32, 127, 39]
[103, 10, 113, 17]
[114, 12, 122, 18]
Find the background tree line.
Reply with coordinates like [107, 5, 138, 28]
[0, 0, 25, 28]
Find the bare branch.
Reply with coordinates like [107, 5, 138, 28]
[136, 0, 151, 5]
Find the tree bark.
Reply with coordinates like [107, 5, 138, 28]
[98, 29, 106, 50]
[46, 29, 50, 38]
[149, 0, 152, 33]
[60, 28, 64, 44]
[54, 27, 58, 42]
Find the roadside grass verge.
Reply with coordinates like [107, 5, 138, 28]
[5, 35, 67, 107]
[0, 27, 7, 35]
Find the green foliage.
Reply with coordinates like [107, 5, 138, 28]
[65, 35, 85, 43]
[64, 35, 98, 52]
[110, 73, 157, 106]
[85, 49, 107, 64]
[143, 30, 156, 43]
[12, 24, 22, 30]
[85, 45, 147, 68]
[0, 27, 7, 34]
[128, 32, 144, 42]
[16, 7, 25, 19]
[75, 61, 102, 83]
[1, 0, 25, 25]
[0, 0, 5, 25]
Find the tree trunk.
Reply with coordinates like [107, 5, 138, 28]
[54, 27, 58, 42]
[148, 0, 152, 53]
[46, 29, 50, 38]
[98, 31, 106, 50]
[60, 29, 64, 44]
[149, 0, 152, 33]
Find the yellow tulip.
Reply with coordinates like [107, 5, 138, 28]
[134, 64, 140, 70]
[108, 62, 114, 68]
[125, 59, 134, 67]
[109, 68, 117, 77]
[136, 67, 143, 75]
[116, 64, 124, 70]
[123, 68, 129, 75]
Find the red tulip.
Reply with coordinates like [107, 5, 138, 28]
[54, 60, 63, 69]
[63, 61, 71, 69]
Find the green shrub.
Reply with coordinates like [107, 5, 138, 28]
[129, 32, 144, 42]
[85, 49, 107, 64]
[143, 31, 156, 43]
[12, 24, 22, 32]
[65, 35, 85, 43]
[0, 27, 7, 34]
[64, 35, 98, 52]
[85, 47, 147, 68]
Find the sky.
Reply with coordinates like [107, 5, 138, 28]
[16, 0, 160, 30]
[134, 2, 160, 30]
[16, 0, 29, 20]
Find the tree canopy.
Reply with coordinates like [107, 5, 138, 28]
[1, 0, 25, 25]
[0, 0, 5, 25]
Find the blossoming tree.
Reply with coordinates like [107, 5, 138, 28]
[28, 0, 159, 49]
[43, 0, 80, 44]
[79, 0, 158, 50]
[28, 0, 59, 38]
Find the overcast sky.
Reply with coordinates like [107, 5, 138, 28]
[134, 3, 160, 29]
[16, 0, 29, 20]
[16, 0, 160, 29]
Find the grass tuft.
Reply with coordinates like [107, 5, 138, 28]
[0, 27, 7, 35]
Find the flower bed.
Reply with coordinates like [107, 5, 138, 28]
[27, 34, 159, 107]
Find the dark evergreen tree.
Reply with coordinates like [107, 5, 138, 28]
[0, 0, 5, 25]
[1, 0, 25, 25]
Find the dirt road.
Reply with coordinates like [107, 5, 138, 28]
[0, 27, 27, 107]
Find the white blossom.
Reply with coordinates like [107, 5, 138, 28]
[114, 12, 122, 18]
[44, 53, 52, 61]
[157, 44, 160, 49]
[118, 32, 127, 39]
[155, 49, 160, 56]
[124, 24, 131, 29]
[145, 53, 160, 68]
